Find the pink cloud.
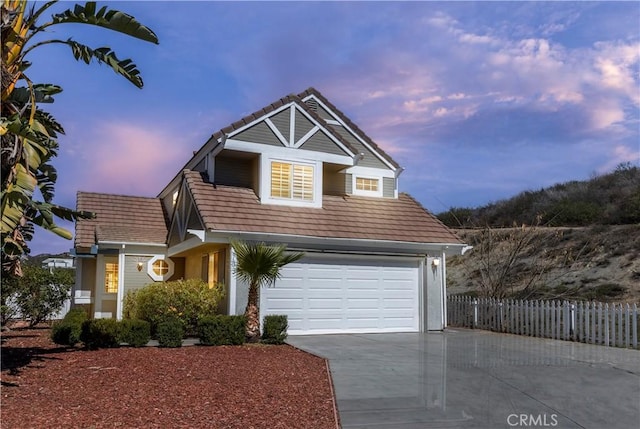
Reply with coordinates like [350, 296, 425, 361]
[74, 121, 192, 197]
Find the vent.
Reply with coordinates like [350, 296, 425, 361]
[305, 99, 319, 112]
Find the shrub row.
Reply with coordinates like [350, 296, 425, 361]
[52, 310, 289, 349]
[51, 309, 151, 349]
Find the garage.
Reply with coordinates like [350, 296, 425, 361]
[261, 255, 421, 335]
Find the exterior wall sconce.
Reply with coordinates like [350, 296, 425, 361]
[137, 262, 144, 271]
[432, 259, 440, 268]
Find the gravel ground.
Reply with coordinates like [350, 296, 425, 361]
[1, 327, 338, 429]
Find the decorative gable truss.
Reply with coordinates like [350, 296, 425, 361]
[226, 102, 357, 165]
[167, 178, 205, 247]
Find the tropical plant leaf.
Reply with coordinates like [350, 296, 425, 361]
[50, 2, 159, 44]
[66, 40, 144, 88]
[8, 84, 62, 104]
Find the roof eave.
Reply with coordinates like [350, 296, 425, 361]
[170, 228, 467, 255]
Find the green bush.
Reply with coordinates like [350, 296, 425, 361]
[81, 318, 121, 349]
[51, 307, 88, 346]
[262, 315, 288, 344]
[198, 315, 246, 346]
[123, 279, 224, 336]
[156, 317, 183, 348]
[118, 319, 151, 347]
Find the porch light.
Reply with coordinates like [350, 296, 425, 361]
[137, 262, 144, 271]
[432, 259, 440, 268]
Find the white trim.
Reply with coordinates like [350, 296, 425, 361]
[293, 126, 319, 148]
[344, 165, 395, 178]
[229, 246, 237, 316]
[116, 252, 125, 319]
[264, 118, 289, 146]
[201, 229, 467, 255]
[98, 241, 166, 247]
[147, 255, 175, 282]
[228, 103, 292, 139]
[289, 106, 296, 146]
[225, 139, 354, 166]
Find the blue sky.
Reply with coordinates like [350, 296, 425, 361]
[25, 1, 639, 255]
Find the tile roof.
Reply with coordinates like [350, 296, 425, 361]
[183, 170, 461, 245]
[75, 192, 168, 250]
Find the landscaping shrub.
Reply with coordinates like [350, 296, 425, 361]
[51, 307, 88, 346]
[156, 317, 183, 348]
[262, 315, 288, 344]
[81, 318, 121, 349]
[123, 279, 224, 336]
[198, 315, 246, 346]
[118, 319, 151, 347]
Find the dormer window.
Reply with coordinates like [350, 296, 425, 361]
[352, 175, 383, 197]
[270, 161, 314, 202]
[355, 177, 379, 192]
[260, 157, 322, 208]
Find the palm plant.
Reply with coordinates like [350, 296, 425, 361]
[1, 1, 158, 275]
[231, 240, 304, 342]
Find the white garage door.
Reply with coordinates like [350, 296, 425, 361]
[261, 255, 420, 335]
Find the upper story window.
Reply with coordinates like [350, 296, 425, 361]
[104, 259, 119, 294]
[270, 161, 314, 202]
[355, 177, 379, 192]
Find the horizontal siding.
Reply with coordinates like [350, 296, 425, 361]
[270, 108, 290, 143]
[383, 177, 396, 198]
[332, 125, 390, 170]
[294, 108, 315, 142]
[299, 131, 349, 156]
[215, 156, 254, 188]
[345, 173, 353, 194]
[234, 122, 283, 146]
[124, 255, 153, 294]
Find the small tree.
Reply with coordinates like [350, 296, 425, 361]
[1, 264, 74, 326]
[231, 240, 304, 342]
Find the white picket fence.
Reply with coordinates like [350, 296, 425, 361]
[447, 296, 639, 349]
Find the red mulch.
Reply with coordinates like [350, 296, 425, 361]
[1, 326, 338, 429]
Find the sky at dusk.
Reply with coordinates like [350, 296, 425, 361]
[24, 1, 639, 255]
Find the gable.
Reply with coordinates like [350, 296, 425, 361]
[167, 178, 205, 247]
[228, 103, 354, 158]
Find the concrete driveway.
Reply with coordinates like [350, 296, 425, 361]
[288, 329, 640, 429]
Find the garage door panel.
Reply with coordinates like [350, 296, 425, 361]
[347, 298, 379, 309]
[308, 298, 342, 310]
[263, 256, 419, 334]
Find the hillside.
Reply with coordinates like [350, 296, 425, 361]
[440, 164, 640, 303]
[438, 163, 640, 228]
[447, 224, 640, 303]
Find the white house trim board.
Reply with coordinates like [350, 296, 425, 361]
[264, 118, 289, 146]
[293, 126, 320, 148]
[116, 252, 125, 319]
[224, 139, 354, 166]
[289, 106, 295, 146]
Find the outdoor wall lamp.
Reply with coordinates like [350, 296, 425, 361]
[137, 262, 144, 271]
[432, 259, 440, 268]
